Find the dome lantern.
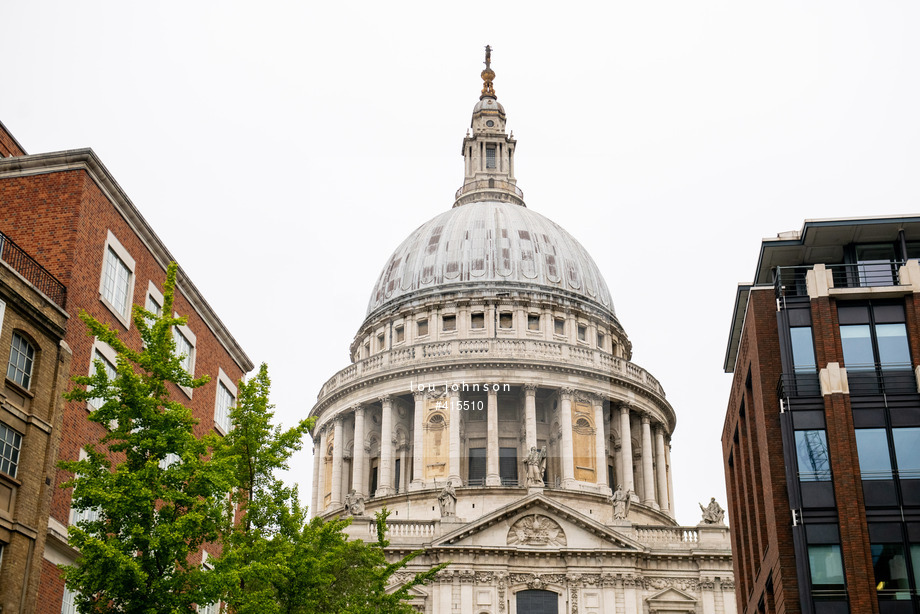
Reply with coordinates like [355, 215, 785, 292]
[455, 45, 523, 208]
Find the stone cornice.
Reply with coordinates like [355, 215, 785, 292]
[0, 149, 253, 373]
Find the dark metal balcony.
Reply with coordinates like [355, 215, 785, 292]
[0, 230, 66, 308]
[774, 261, 905, 299]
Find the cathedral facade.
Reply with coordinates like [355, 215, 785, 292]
[308, 50, 735, 614]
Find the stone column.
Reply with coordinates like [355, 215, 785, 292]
[640, 413, 657, 509]
[593, 396, 608, 492]
[559, 388, 576, 487]
[486, 387, 501, 486]
[317, 426, 329, 512]
[665, 436, 675, 515]
[411, 391, 425, 489]
[311, 437, 321, 517]
[377, 395, 395, 497]
[399, 444, 408, 493]
[330, 416, 345, 507]
[352, 406, 367, 497]
[655, 425, 670, 514]
[448, 388, 462, 486]
[523, 384, 537, 451]
[618, 405, 634, 495]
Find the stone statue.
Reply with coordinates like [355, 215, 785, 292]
[612, 484, 631, 520]
[343, 489, 365, 516]
[438, 481, 457, 517]
[699, 497, 725, 525]
[524, 446, 547, 487]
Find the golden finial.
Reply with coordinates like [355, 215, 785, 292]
[480, 44, 496, 99]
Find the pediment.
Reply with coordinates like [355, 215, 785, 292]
[646, 587, 698, 613]
[434, 493, 643, 551]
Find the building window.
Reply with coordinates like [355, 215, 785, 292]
[554, 318, 565, 336]
[61, 587, 79, 614]
[486, 146, 496, 169]
[597, 332, 604, 348]
[98, 231, 136, 328]
[893, 428, 920, 478]
[377, 333, 385, 351]
[577, 324, 587, 342]
[7, 332, 35, 389]
[871, 542, 910, 597]
[0, 423, 22, 478]
[790, 326, 817, 373]
[101, 248, 131, 316]
[173, 327, 194, 374]
[87, 347, 118, 411]
[471, 312, 485, 329]
[528, 314, 540, 331]
[442, 315, 456, 332]
[499, 312, 513, 329]
[417, 319, 429, 336]
[468, 448, 486, 485]
[70, 449, 100, 527]
[214, 369, 237, 435]
[855, 243, 898, 287]
[499, 447, 518, 485]
[856, 429, 893, 480]
[794, 430, 831, 481]
[839, 304, 911, 371]
[394, 325, 404, 343]
[808, 544, 845, 591]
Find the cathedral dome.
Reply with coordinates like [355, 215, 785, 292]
[366, 200, 615, 317]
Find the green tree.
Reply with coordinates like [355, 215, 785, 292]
[214, 367, 447, 613]
[61, 262, 232, 613]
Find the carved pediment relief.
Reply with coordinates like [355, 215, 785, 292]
[507, 514, 566, 547]
[646, 587, 698, 613]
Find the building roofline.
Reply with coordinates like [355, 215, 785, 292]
[0, 148, 253, 373]
[723, 284, 753, 374]
[0, 119, 28, 156]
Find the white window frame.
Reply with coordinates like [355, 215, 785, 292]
[145, 280, 164, 317]
[87, 338, 118, 413]
[173, 315, 196, 398]
[61, 586, 78, 614]
[0, 422, 23, 479]
[213, 368, 236, 436]
[0, 298, 6, 331]
[198, 551, 221, 614]
[7, 331, 35, 390]
[69, 449, 100, 527]
[98, 230, 136, 329]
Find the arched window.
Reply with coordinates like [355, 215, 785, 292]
[7, 332, 35, 389]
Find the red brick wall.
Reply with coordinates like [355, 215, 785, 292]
[0, 122, 26, 157]
[723, 288, 801, 614]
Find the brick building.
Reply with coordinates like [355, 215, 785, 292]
[0, 121, 253, 613]
[0, 227, 72, 613]
[723, 215, 920, 614]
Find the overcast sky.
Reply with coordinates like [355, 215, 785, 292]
[4, 2, 920, 525]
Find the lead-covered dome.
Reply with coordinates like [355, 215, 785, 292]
[366, 200, 615, 317]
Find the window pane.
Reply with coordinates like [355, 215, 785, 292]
[876, 324, 911, 369]
[893, 428, 920, 478]
[841, 325, 875, 371]
[102, 247, 131, 315]
[795, 430, 831, 481]
[215, 382, 234, 433]
[791, 327, 817, 372]
[856, 429, 893, 479]
[88, 350, 117, 410]
[872, 543, 910, 595]
[809, 544, 845, 588]
[857, 244, 897, 287]
[0, 423, 22, 478]
[173, 329, 193, 373]
[7, 333, 34, 389]
[909, 544, 920, 593]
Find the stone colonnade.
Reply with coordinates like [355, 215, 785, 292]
[311, 384, 674, 517]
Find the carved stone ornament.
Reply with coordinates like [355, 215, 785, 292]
[506, 514, 567, 547]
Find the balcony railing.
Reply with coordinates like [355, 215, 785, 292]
[0, 230, 66, 307]
[779, 366, 918, 400]
[316, 338, 665, 401]
[774, 261, 906, 299]
[454, 179, 524, 201]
